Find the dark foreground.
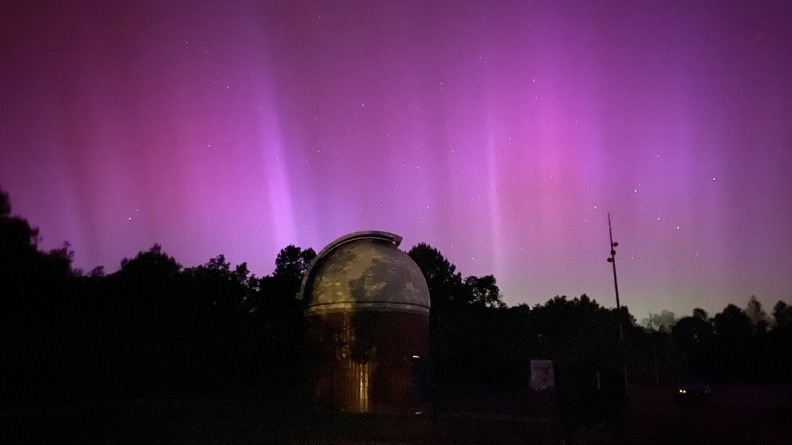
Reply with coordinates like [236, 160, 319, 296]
[2, 384, 791, 444]
[611, 384, 792, 445]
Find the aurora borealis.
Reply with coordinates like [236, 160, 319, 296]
[1, 0, 790, 316]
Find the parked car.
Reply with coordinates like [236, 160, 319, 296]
[674, 377, 712, 404]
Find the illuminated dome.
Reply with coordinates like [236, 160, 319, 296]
[301, 231, 430, 414]
[299, 231, 430, 316]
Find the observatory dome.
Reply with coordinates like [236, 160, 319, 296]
[299, 231, 430, 316]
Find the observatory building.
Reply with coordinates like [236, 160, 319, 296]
[298, 231, 430, 414]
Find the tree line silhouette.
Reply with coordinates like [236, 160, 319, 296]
[1, 188, 791, 412]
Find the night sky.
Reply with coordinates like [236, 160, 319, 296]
[2, 1, 791, 317]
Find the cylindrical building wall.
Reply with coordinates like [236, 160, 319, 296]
[300, 231, 430, 415]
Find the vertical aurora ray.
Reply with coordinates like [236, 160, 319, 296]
[484, 89, 505, 284]
[260, 118, 298, 252]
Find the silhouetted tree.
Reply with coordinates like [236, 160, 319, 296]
[643, 310, 677, 333]
[103, 245, 183, 395]
[0, 189, 86, 405]
[256, 245, 315, 311]
[274, 245, 316, 283]
[463, 274, 505, 308]
[745, 295, 768, 332]
[714, 304, 753, 339]
[0, 202, 39, 256]
[672, 315, 717, 377]
[408, 243, 466, 308]
[253, 245, 316, 380]
[692, 307, 709, 322]
[712, 304, 753, 380]
[530, 295, 622, 366]
[0, 188, 10, 216]
[768, 300, 792, 380]
[184, 254, 253, 312]
[773, 300, 792, 330]
[88, 265, 105, 278]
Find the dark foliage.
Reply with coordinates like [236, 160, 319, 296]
[1, 188, 318, 408]
[1, 187, 790, 416]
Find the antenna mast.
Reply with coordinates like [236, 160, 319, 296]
[606, 212, 628, 398]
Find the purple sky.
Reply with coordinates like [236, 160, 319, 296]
[2, 0, 791, 318]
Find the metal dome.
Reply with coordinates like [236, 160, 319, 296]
[298, 231, 430, 316]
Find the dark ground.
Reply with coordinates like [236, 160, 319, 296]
[608, 384, 792, 445]
[2, 384, 790, 444]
